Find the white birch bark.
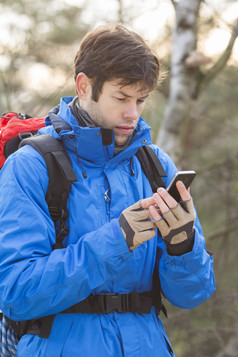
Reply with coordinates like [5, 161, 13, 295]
[156, 1, 238, 165]
[156, 0, 202, 163]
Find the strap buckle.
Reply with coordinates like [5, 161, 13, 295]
[98, 294, 130, 313]
[104, 294, 123, 313]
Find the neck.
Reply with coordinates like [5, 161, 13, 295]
[69, 96, 96, 128]
[69, 96, 133, 154]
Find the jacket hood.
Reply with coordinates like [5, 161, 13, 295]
[39, 96, 152, 164]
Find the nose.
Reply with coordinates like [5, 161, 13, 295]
[123, 103, 139, 121]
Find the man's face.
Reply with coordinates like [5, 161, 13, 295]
[79, 79, 150, 146]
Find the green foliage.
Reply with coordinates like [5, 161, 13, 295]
[0, 1, 237, 355]
[163, 285, 238, 357]
[151, 64, 238, 357]
[0, 0, 89, 114]
[143, 90, 167, 142]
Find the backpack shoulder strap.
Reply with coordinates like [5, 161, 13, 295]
[19, 134, 77, 248]
[136, 145, 167, 193]
[136, 145, 168, 318]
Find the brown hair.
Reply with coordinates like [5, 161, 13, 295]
[74, 25, 160, 101]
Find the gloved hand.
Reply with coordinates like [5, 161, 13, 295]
[141, 182, 196, 256]
[119, 201, 156, 251]
[154, 198, 196, 255]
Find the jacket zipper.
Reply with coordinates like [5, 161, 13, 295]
[104, 188, 111, 220]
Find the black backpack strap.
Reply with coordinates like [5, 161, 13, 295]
[13, 287, 167, 339]
[3, 135, 78, 340]
[136, 146, 168, 317]
[152, 269, 167, 318]
[19, 134, 77, 248]
[136, 145, 167, 193]
[14, 291, 156, 338]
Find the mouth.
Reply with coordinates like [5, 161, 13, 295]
[115, 126, 135, 135]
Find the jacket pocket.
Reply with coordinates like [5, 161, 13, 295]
[163, 334, 174, 356]
[155, 314, 175, 356]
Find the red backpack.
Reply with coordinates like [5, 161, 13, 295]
[0, 112, 46, 168]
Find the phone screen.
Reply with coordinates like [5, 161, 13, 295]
[167, 170, 196, 202]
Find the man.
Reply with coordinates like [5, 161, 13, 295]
[0, 25, 215, 356]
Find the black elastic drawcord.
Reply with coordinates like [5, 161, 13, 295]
[130, 157, 135, 176]
[74, 145, 87, 178]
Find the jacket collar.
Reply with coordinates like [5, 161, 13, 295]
[43, 96, 152, 164]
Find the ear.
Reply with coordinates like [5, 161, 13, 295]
[76, 72, 91, 99]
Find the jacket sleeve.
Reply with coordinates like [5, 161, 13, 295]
[152, 145, 215, 309]
[0, 147, 131, 321]
[158, 224, 215, 309]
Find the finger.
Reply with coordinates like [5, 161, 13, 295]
[149, 205, 162, 221]
[132, 208, 150, 221]
[156, 188, 178, 210]
[130, 229, 156, 250]
[136, 219, 155, 231]
[136, 229, 156, 244]
[169, 203, 185, 220]
[154, 218, 169, 236]
[176, 181, 191, 201]
[153, 192, 170, 214]
[140, 197, 156, 209]
[163, 209, 178, 226]
[180, 198, 196, 219]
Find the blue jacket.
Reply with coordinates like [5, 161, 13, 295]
[0, 97, 215, 356]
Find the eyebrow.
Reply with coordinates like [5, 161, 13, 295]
[116, 90, 149, 99]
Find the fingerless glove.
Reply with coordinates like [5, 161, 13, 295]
[119, 201, 156, 251]
[154, 198, 196, 256]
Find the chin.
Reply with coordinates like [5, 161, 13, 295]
[115, 136, 131, 147]
[115, 140, 128, 147]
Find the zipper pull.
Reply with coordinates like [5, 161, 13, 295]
[104, 189, 111, 216]
[104, 189, 110, 202]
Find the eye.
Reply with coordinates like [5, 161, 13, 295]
[116, 97, 126, 101]
[137, 99, 145, 105]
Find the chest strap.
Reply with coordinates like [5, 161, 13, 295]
[63, 291, 153, 314]
[9, 291, 165, 339]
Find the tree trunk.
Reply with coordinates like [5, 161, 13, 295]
[156, 0, 202, 164]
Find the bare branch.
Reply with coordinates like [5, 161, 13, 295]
[117, 0, 124, 23]
[198, 154, 238, 174]
[194, 18, 238, 97]
[170, 0, 177, 9]
[207, 223, 238, 241]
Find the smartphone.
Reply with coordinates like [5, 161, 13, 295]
[166, 170, 196, 202]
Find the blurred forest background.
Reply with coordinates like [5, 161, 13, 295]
[0, 0, 238, 356]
